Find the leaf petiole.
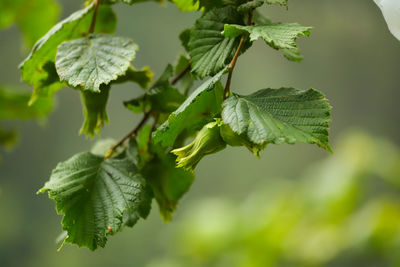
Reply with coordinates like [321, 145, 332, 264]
[88, 0, 100, 34]
[105, 110, 151, 158]
[224, 9, 254, 99]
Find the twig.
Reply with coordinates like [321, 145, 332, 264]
[105, 62, 191, 158]
[224, 9, 254, 99]
[105, 111, 151, 158]
[224, 37, 245, 99]
[171, 64, 191, 85]
[89, 0, 100, 34]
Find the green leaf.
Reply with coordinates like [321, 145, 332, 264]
[174, 55, 194, 95]
[39, 152, 152, 250]
[265, 0, 288, 7]
[55, 34, 138, 92]
[238, 0, 264, 13]
[237, 0, 288, 11]
[0, 86, 51, 120]
[219, 122, 265, 156]
[179, 29, 191, 52]
[0, 0, 19, 29]
[122, 139, 154, 227]
[188, 6, 244, 78]
[153, 67, 227, 147]
[79, 85, 110, 137]
[27, 61, 63, 112]
[123, 128, 154, 168]
[172, 0, 199, 11]
[135, 125, 154, 166]
[124, 65, 185, 114]
[224, 23, 311, 62]
[17, 0, 61, 48]
[196, 0, 223, 10]
[112, 66, 153, 90]
[105, 0, 165, 4]
[0, 128, 18, 150]
[0, 0, 60, 48]
[19, 4, 116, 107]
[222, 88, 332, 151]
[281, 48, 304, 62]
[141, 143, 194, 220]
[253, 10, 272, 25]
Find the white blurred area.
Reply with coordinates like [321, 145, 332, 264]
[374, 0, 400, 40]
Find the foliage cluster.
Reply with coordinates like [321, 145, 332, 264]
[1, 0, 332, 250]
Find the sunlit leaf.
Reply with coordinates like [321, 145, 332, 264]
[224, 23, 311, 61]
[222, 87, 331, 151]
[172, 0, 199, 12]
[153, 67, 227, 147]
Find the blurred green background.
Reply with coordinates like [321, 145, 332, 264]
[1, 0, 400, 266]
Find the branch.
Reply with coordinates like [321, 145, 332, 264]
[89, 0, 100, 34]
[105, 62, 191, 158]
[171, 64, 191, 85]
[223, 37, 245, 99]
[105, 111, 151, 158]
[224, 10, 254, 99]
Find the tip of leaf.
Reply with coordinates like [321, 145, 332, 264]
[104, 150, 113, 159]
[57, 240, 67, 252]
[161, 214, 173, 222]
[37, 187, 47, 195]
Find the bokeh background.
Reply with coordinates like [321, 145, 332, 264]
[1, 0, 400, 266]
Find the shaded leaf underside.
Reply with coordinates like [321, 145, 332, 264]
[55, 34, 138, 92]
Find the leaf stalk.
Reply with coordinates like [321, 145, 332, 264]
[105, 111, 151, 158]
[224, 9, 254, 99]
[89, 0, 100, 34]
[171, 64, 191, 85]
